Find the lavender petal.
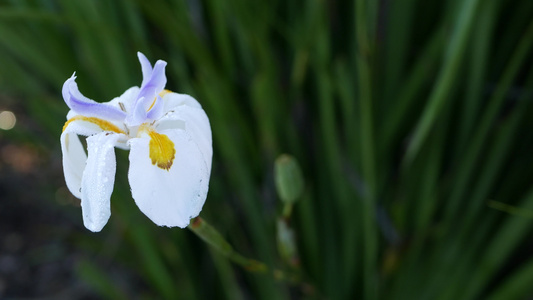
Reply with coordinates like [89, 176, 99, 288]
[137, 52, 153, 87]
[62, 74, 127, 121]
[146, 95, 164, 121]
[137, 60, 167, 103]
[125, 96, 149, 126]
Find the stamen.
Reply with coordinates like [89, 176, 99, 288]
[118, 102, 126, 112]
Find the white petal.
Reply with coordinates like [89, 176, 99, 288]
[80, 132, 123, 232]
[128, 128, 210, 228]
[61, 118, 111, 198]
[60, 128, 87, 199]
[157, 94, 212, 174]
[162, 92, 202, 111]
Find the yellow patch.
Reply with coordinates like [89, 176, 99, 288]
[62, 116, 125, 134]
[159, 89, 172, 98]
[146, 129, 175, 171]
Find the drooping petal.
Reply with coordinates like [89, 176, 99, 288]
[156, 93, 212, 174]
[80, 132, 124, 232]
[128, 128, 210, 228]
[61, 125, 89, 199]
[62, 74, 127, 121]
[61, 116, 120, 198]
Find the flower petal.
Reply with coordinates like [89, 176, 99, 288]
[137, 60, 167, 103]
[157, 93, 212, 174]
[146, 95, 164, 121]
[61, 125, 88, 199]
[61, 116, 118, 199]
[128, 128, 210, 228]
[126, 57, 168, 126]
[108, 86, 140, 115]
[80, 132, 123, 232]
[137, 52, 153, 87]
[127, 96, 149, 127]
[62, 73, 127, 121]
[162, 92, 202, 111]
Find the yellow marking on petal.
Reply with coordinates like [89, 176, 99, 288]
[147, 97, 157, 112]
[62, 116, 125, 134]
[159, 89, 172, 98]
[148, 130, 175, 171]
[147, 90, 173, 112]
[139, 124, 175, 171]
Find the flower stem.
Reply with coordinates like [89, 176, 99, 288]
[188, 217, 305, 284]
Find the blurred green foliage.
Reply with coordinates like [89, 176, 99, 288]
[1, 0, 533, 299]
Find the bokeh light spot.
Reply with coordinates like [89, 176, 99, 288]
[0, 111, 16, 130]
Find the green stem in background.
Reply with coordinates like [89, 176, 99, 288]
[488, 201, 533, 219]
[402, 0, 481, 167]
[276, 216, 300, 270]
[188, 216, 314, 292]
[355, 0, 378, 298]
[273, 154, 305, 279]
[188, 217, 268, 272]
[443, 18, 533, 223]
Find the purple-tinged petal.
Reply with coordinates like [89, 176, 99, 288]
[137, 60, 167, 102]
[137, 52, 153, 87]
[146, 95, 164, 121]
[62, 72, 76, 104]
[126, 58, 167, 126]
[62, 74, 127, 121]
[126, 97, 149, 127]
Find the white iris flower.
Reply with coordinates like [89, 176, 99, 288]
[60, 52, 212, 232]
